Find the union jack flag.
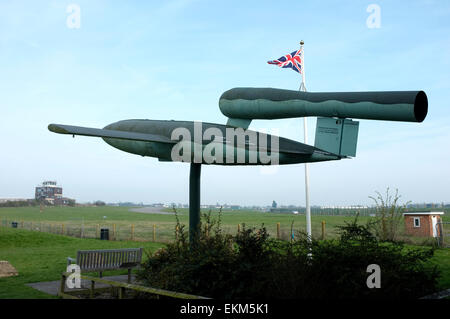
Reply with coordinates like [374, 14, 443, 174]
[267, 49, 302, 73]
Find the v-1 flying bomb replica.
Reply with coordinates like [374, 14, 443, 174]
[48, 87, 428, 241]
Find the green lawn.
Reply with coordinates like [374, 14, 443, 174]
[0, 205, 448, 244]
[0, 226, 164, 299]
[432, 248, 450, 290]
[1, 222, 449, 298]
[0, 206, 375, 242]
[1, 206, 449, 298]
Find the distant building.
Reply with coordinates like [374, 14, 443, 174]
[403, 212, 444, 238]
[35, 181, 74, 205]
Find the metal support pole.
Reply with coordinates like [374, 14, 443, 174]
[189, 163, 201, 244]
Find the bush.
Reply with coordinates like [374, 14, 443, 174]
[369, 188, 409, 242]
[136, 212, 440, 299]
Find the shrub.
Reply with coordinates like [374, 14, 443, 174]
[136, 212, 440, 299]
[369, 188, 410, 242]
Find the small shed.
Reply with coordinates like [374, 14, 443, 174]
[403, 212, 444, 238]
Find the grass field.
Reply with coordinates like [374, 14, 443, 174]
[0, 222, 449, 299]
[0, 226, 164, 299]
[0, 205, 449, 298]
[0, 206, 371, 242]
[0, 206, 448, 243]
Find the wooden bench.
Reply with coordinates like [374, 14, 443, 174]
[59, 273, 211, 299]
[66, 248, 143, 284]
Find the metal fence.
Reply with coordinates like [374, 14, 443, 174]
[1, 218, 331, 242]
[436, 222, 450, 248]
[1, 218, 176, 243]
[3, 213, 446, 244]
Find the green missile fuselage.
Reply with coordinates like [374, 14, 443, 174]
[48, 88, 428, 165]
[48, 120, 341, 166]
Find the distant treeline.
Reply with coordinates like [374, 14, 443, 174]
[0, 200, 39, 207]
[0, 199, 76, 207]
[270, 207, 450, 216]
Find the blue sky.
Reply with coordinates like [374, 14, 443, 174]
[0, 0, 449, 206]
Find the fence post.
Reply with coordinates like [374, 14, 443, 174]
[276, 222, 280, 239]
[321, 221, 326, 240]
[118, 287, 125, 299]
[62, 224, 65, 235]
[96, 224, 99, 238]
[237, 224, 240, 234]
[21, 220, 24, 229]
[131, 224, 135, 241]
[153, 224, 156, 242]
[113, 224, 116, 241]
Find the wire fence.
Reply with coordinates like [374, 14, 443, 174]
[2, 211, 447, 244]
[0, 218, 330, 243]
[1, 218, 175, 243]
[436, 222, 450, 248]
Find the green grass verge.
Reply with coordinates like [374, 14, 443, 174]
[0, 206, 375, 242]
[0, 226, 164, 299]
[0, 224, 449, 298]
[1, 206, 449, 298]
[431, 248, 450, 290]
[1, 206, 448, 242]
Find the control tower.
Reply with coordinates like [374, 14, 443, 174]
[35, 181, 63, 204]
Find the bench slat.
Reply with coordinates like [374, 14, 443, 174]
[68, 248, 143, 273]
[102, 252, 107, 269]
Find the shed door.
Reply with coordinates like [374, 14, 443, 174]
[432, 216, 438, 237]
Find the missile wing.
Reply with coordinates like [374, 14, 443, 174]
[48, 124, 176, 144]
[48, 120, 341, 165]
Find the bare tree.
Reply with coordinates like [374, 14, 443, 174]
[369, 188, 410, 242]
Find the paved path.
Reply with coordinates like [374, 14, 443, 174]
[27, 274, 136, 296]
[129, 207, 179, 215]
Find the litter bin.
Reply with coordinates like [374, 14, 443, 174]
[100, 228, 109, 240]
[11, 222, 18, 228]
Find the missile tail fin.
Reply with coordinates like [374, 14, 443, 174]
[314, 118, 359, 157]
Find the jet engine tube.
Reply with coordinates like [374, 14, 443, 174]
[219, 87, 428, 123]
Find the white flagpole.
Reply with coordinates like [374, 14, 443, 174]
[299, 40, 312, 241]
